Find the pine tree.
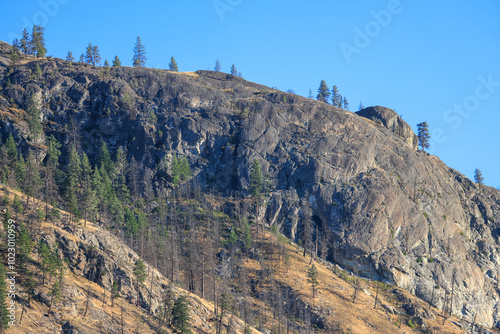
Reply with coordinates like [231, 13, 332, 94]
[112, 55, 122, 67]
[308, 89, 314, 99]
[133, 259, 147, 286]
[114, 147, 131, 203]
[331, 85, 341, 107]
[171, 155, 191, 185]
[5, 134, 17, 166]
[169, 56, 178, 72]
[171, 155, 181, 185]
[125, 208, 139, 236]
[50, 199, 61, 221]
[31, 25, 46, 58]
[23, 150, 41, 205]
[44, 135, 61, 219]
[38, 241, 52, 285]
[249, 159, 263, 200]
[0, 263, 9, 333]
[23, 269, 37, 309]
[133, 259, 147, 306]
[214, 59, 221, 72]
[66, 51, 74, 62]
[91, 166, 105, 219]
[417, 122, 430, 151]
[171, 295, 192, 334]
[132, 36, 147, 67]
[114, 146, 127, 176]
[9, 38, 23, 65]
[99, 141, 113, 177]
[228, 229, 238, 246]
[179, 156, 191, 181]
[0, 146, 8, 184]
[230, 64, 237, 76]
[85, 43, 93, 65]
[474, 169, 484, 186]
[49, 247, 62, 284]
[343, 96, 350, 110]
[47, 276, 61, 317]
[81, 153, 97, 226]
[79, 54, 85, 64]
[92, 45, 101, 66]
[2, 209, 11, 232]
[242, 219, 252, 253]
[26, 92, 43, 142]
[20, 28, 30, 56]
[316, 80, 330, 103]
[66, 147, 82, 223]
[104, 59, 110, 67]
[34, 63, 42, 79]
[307, 264, 319, 298]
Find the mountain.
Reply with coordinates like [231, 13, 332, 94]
[1, 40, 500, 332]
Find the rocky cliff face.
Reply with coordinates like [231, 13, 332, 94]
[2, 40, 500, 328]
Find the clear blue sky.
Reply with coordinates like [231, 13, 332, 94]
[1, 0, 500, 187]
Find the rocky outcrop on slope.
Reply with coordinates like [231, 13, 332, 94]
[1, 40, 500, 328]
[356, 105, 418, 149]
[39, 222, 218, 333]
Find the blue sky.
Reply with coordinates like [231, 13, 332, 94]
[1, 0, 500, 187]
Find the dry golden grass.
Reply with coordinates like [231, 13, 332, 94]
[243, 231, 465, 334]
[176, 71, 200, 78]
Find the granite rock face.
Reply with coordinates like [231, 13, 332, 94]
[356, 105, 419, 149]
[1, 41, 500, 328]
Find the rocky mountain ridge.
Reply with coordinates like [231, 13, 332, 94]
[1, 40, 500, 329]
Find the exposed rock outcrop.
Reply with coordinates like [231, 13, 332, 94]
[356, 105, 418, 149]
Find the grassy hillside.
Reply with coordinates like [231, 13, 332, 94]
[0, 186, 261, 334]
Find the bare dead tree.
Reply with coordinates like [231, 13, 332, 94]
[449, 271, 456, 318]
[84, 284, 91, 317]
[442, 292, 449, 325]
[351, 268, 362, 304]
[120, 303, 125, 334]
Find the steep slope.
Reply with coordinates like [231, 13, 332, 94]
[1, 40, 500, 329]
[3, 186, 487, 334]
[0, 186, 259, 334]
